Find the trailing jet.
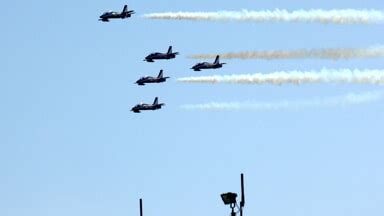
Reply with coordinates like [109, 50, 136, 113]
[131, 97, 165, 113]
[99, 5, 135, 22]
[191, 55, 226, 71]
[144, 46, 179, 62]
[135, 70, 170, 86]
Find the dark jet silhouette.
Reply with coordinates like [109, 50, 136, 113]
[99, 5, 134, 22]
[135, 70, 170, 86]
[131, 97, 165, 113]
[144, 46, 179, 62]
[191, 55, 226, 71]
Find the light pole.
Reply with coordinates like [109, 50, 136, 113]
[220, 174, 245, 216]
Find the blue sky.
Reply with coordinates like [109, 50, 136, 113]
[1, 1, 384, 216]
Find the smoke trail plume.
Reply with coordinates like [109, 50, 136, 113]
[181, 91, 384, 111]
[189, 46, 384, 60]
[178, 69, 384, 85]
[144, 9, 384, 24]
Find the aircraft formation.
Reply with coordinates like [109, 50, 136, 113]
[98, 6, 246, 212]
[99, 5, 227, 113]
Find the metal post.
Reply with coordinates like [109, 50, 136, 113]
[240, 173, 245, 216]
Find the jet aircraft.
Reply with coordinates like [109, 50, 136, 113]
[131, 97, 165, 113]
[144, 46, 179, 62]
[191, 55, 226, 71]
[99, 5, 134, 22]
[135, 70, 170, 86]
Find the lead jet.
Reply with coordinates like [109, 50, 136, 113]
[144, 46, 179, 62]
[99, 5, 135, 22]
[191, 55, 226, 71]
[135, 70, 170, 86]
[131, 97, 165, 113]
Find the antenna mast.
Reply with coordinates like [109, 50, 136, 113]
[220, 174, 246, 216]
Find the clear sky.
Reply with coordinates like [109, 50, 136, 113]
[1, 1, 384, 216]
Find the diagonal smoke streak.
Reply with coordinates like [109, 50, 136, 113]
[143, 9, 384, 24]
[188, 46, 384, 60]
[178, 69, 384, 85]
[181, 91, 384, 111]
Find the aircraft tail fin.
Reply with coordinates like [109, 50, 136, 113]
[158, 70, 163, 78]
[167, 46, 172, 54]
[122, 5, 128, 13]
[214, 55, 220, 64]
[153, 97, 159, 105]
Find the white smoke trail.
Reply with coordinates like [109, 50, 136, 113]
[181, 91, 384, 111]
[144, 9, 384, 24]
[189, 46, 384, 60]
[178, 69, 384, 85]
